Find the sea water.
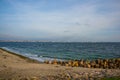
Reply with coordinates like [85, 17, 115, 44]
[0, 42, 120, 62]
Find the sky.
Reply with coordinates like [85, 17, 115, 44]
[0, 0, 120, 42]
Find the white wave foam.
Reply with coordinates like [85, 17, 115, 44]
[1, 47, 63, 62]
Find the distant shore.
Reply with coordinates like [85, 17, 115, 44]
[0, 48, 120, 80]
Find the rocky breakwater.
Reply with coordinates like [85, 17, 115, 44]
[44, 58, 120, 69]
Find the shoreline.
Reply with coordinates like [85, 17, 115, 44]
[0, 48, 120, 80]
[0, 48, 41, 63]
[1, 48, 120, 69]
[1, 47, 64, 62]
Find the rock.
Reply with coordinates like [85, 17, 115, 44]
[95, 59, 101, 64]
[85, 60, 90, 64]
[48, 61, 52, 64]
[44, 60, 49, 64]
[78, 60, 84, 67]
[86, 64, 91, 68]
[105, 59, 109, 63]
[109, 63, 114, 69]
[104, 61, 107, 65]
[60, 61, 66, 66]
[90, 61, 96, 68]
[65, 63, 69, 67]
[68, 60, 72, 66]
[112, 59, 116, 63]
[52, 59, 58, 65]
[72, 61, 79, 67]
[59, 61, 63, 65]
[95, 64, 100, 68]
[83, 64, 87, 68]
[43, 58, 120, 69]
[103, 64, 107, 69]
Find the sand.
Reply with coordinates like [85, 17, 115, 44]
[0, 48, 120, 80]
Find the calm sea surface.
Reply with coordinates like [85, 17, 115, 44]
[0, 42, 120, 62]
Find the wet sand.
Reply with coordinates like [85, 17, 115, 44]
[0, 48, 120, 80]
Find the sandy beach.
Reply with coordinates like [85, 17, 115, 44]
[0, 48, 120, 80]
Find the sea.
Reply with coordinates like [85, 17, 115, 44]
[0, 42, 120, 62]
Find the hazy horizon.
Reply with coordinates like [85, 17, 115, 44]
[0, 0, 120, 42]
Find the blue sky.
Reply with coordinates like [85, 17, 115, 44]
[0, 0, 120, 42]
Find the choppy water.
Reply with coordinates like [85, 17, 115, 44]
[0, 42, 120, 62]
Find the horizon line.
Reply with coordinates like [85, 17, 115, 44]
[0, 40, 120, 43]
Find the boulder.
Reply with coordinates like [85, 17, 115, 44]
[78, 60, 84, 67]
[52, 59, 58, 65]
[68, 60, 72, 66]
[72, 61, 79, 67]
[44, 60, 49, 64]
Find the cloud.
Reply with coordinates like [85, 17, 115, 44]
[0, 0, 120, 41]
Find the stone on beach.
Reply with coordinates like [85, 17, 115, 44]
[44, 60, 49, 64]
[52, 59, 58, 65]
[44, 58, 120, 69]
[72, 61, 79, 67]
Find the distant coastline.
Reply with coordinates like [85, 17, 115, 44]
[0, 40, 120, 43]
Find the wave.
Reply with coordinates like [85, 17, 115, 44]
[0, 47, 63, 62]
